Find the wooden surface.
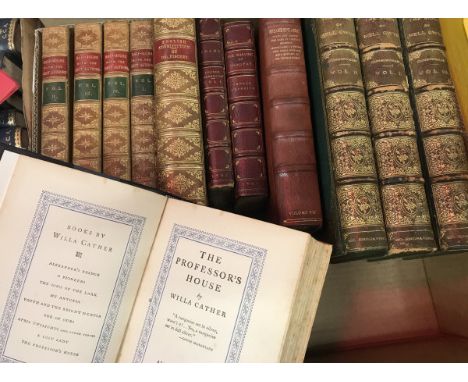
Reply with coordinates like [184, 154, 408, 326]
[307, 334, 468, 362]
[307, 257, 439, 351]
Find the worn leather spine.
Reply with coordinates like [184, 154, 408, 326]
[197, 18, 235, 210]
[130, 20, 156, 187]
[0, 127, 28, 148]
[40, 26, 72, 162]
[315, 19, 388, 255]
[103, 20, 131, 180]
[356, 18, 437, 254]
[153, 18, 207, 205]
[0, 109, 24, 128]
[73, 22, 103, 172]
[258, 19, 322, 231]
[0, 19, 21, 66]
[400, 18, 468, 251]
[223, 20, 268, 213]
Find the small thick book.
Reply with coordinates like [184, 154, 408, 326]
[0, 144, 331, 362]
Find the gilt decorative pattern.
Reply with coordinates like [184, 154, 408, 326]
[367, 92, 415, 133]
[423, 134, 468, 178]
[103, 21, 131, 180]
[153, 19, 207, 205]
[73, 23, 103, 172]
[130, 20, 156, 187]
[325, 91, 370, 133]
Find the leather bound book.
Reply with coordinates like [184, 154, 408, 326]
[153, 18, 207, 205]
[356, 18, 437, 255]
[40, 26, 72, 162]
[258, 19, 322, 231]
[400, 19, 468, 251]
[197, 18, 235, 210]
[0, 19, 21, 66]
[0, 126, 28, 148]
[305, 19, 388, 258]
[73, 22, 103, 172]
[130, 20, 156, 187]
[103, 20, 131, 180]
[223, 20, 268, 214]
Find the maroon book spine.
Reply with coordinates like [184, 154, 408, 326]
[197, 19, 235, 210]
[223, 21, 268, 212]
[259, 19, 322, 231]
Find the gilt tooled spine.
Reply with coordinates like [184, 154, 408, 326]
[73, 23, 103, 172]
[223, 21, 268, 207]
[153, 18, 207, 205]
[356, 18, 437, 254]
[130, 20, 156, 187]
[400, 18, 468, 251]
[197, 18, 235, 209]
[0, 109, 24, 128]
[103, 21, 131, 180]
[316, 19, 388, 254]
[259, 19, 322, 231]
[40, 26, 72, 162]
[0, 127, 28, 148]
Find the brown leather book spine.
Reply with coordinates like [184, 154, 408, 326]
[130, 20, 156, 187]
[73, 22, 103, 172]
[103, 20, 131, 180]
[400, 18, 468, 251]
[316, 19, 388, 253]
[197, 18, 235, 210]
[153, 18, 207, 205]
[40, 26, 72, 162]
[356, 18, 437, 254]
[258, 19, 322, 230]
[223, 21, 268, 211]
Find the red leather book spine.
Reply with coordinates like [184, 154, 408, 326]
[223, 21, 268, 211]
[198, 19, 235, 210]
[259, 19, 322, 231]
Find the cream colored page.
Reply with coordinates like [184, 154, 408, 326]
[0, 152, 167, 362]
[119, 198, 310, 362]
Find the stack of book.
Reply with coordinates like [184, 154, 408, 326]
[0, 19, 28, 148]
[30, 18, 468, 261]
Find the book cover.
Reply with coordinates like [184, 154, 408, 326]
[259, 19, 322, 231]
[73, 22, 103, 172]
[223, 21, 269, 214]
[103, 20, 131, 180]
[130, 20, 156, 188]
[153, 18, 207, 205]
[40, 25, 72, 162]
[400, 18, 468, 251]
[197, 18, 235, 211]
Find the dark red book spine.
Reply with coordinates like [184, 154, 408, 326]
[197, 19, 235, 210]
[223, 21, 268, 211]
[259, 19, 322, 231]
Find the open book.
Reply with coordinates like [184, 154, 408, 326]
[0, 148, 331, 362]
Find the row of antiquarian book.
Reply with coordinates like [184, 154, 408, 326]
[9, 18, 468, 261]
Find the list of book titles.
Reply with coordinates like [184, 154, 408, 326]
[4, 205, 133, 362]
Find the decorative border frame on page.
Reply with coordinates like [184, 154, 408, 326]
[0, 191, 145, 363]
[133, 224, 266, 363]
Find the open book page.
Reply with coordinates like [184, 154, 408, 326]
[118, 198, 313, 362]
[0, 152, 167, 362]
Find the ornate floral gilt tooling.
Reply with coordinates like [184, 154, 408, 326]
[416, 90, 463, 132]
[337, 183, 385, 228]
[382, 183, 431, 227]
[424, 134, 468, 178]
[331, 135, 377, 179]
[374, 136, 423, 179]
[368, 92, 415, 133]
[432, 182, 468, 225]
[325, 91, 370, 133]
